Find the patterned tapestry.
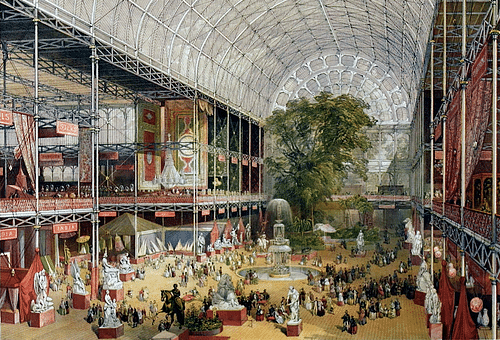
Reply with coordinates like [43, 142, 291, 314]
[79, 128, 92, 183]
[164, 99, 208, 188]
[137, 101, 161, 191]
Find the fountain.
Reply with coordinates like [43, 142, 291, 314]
[268, 204, 292, 278]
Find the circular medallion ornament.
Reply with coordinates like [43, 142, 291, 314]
[434, 250, 442, 259]
[433, 246, 440, 252]
[470, 297, 483, 313]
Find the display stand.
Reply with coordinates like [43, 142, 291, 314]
[73, 292, 90, 310]
[413, 290, 426, 306]
[29, 308, 55, 328]
[429, 323, 443, 340]
[287, 320, 302, 337]
[1, 309, 19, 324]
[196, 253, 207, 263]
[98, 324, 124, 339]
[101, 288, 124, 302]
[207, 307, 247, 326]
[119, 272, 135, 282]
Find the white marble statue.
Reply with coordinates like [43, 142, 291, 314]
[31, 269, 54, 313]
[356, 230, 365, 253]
[211, 273, 242, 310]
[102, 290, 121, 328]
[207, 243, 215, 252]
[214, 239, 222, 250]
[412, 230, 422, 256]
[118, 253, 134, 274]
[102, 253, 123, 290]
[416, 260, 432, 292]
[230, 229, 239, 245]
[287, 286, 300, 324]
[405, 218, 415, 244]
[257, 234, 268, 252]
[197, 234, 206, 254]
[222, 236, 232, 248]
[425, 285, 441, 324]
[70, 259, 87, 295]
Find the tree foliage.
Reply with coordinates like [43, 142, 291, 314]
[265, 92, 375, 218]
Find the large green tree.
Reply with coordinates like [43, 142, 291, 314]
[265, 92, 375, 219]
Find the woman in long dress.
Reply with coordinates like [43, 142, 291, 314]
[305, 293, 312, 311]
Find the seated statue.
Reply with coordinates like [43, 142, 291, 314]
[118, 253, 134, 274]
[214, 239, 222, 250]
[102, 253, 123, 290]
[31, 269, 54, 313]
[222, 237, 232, 248]
[71, 259, 87, 295]
[207, 243, 215, 252]
[212, 273, 242, 310]
[101, 290, 121, 328]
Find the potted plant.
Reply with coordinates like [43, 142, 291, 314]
[184, 306, 223, 336]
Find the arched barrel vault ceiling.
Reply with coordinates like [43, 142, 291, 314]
[38, 0, 436, 123]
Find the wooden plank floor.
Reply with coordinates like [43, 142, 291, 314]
[0, 235, 450, 340]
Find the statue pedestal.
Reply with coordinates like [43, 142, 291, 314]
[98, 324, 124, 339]
[215, 249, 223, 255]
[403, 242, 412, 250]
[256, 314, 265, 321]
[429, 322, 443, 340]
[286, 320, 302, 337]
[206, 251, 214, 257]
[1, 309, 20, 324]
[119, 272, 135, 282]
[413, 290, 426, 306]
[29, 308, 55, 328]
[235, 244, 244, 249]
[101, 288, 124, 302]
[73, 292, 90, 310]
[196, 253, 207, 263]
[207, 307, 247, 326]
[411, 255, 422, 266]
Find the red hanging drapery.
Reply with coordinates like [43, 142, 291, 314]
[451, 277, 478, 340]
[19, 252, 47, 323]
[438, 260, 455, 340]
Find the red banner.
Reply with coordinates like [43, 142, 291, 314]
[99, 151, 119, 160]
[115, 164, 134, 171]
[218, 208, 225, 214]
[155, 211, 175, 217]
[218, 155, 226, 162]
[143, 108, 156, 125]
[252, 205, 257, 210]
[39, 153, 64, 166]
[0, 228, 17, 240]
[242, 206, 248, 211]
[252, 161, 258, 168]
[231, 207, 237, 212]
[52, 222, 78, 234]
[231, 157, 238, 164]
[56, 121, 79, 137]
[201, 209, 210, 216]
[0, 167, 3, 176]
[242, 159, 248, 166]
[0, 110, 13, 126]
[99, 211, 117, 217]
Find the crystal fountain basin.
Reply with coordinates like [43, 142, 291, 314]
[237, 266, 321, 281]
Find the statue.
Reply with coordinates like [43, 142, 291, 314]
[102, 290, 121, 328]
[356, 230, 365, 253]
[416, 260, 432, 292]
[287, 286, 300, 323]
[197, 234, 206, 254]
[70, 259, 87, 295]
[31, 269, 54, 313]
[221, 236, 232, 248]
[102, 253, 123, 290]
[245, 223, 251, 243]
[212, 273, 242, 310]
[412, 230, 422, 256]
[214, 239, 222, 250]
[63, 241, 71, 265]
[405, 218, 415, 244]
[257, 234, 268, 252]
[230, 229, 239, 245]
[118, 253, 134, 274]
[207, 243, 215, 252]
[425, 285, 441, 324]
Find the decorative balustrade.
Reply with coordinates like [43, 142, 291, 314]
[463, 208, 492, 240]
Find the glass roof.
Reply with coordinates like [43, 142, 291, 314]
[40, 0, 437, 122]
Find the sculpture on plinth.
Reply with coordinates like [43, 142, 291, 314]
[425, 285, 441, 324]
[416, 260, 432, 292]
[102, 253, 123, 290]
[356, 230, 365, 254]
[31, 269, 54, 313]
[212, 273, 242, 310]
[118, 253, 134, 274]
[197, 234, 206, 254]
[71, 259, 87, 295]
[412, 231, 422, 256]
[287, 286, 300, 324]
[102, 290, 121, 328]
[404, 218, 415, 244]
